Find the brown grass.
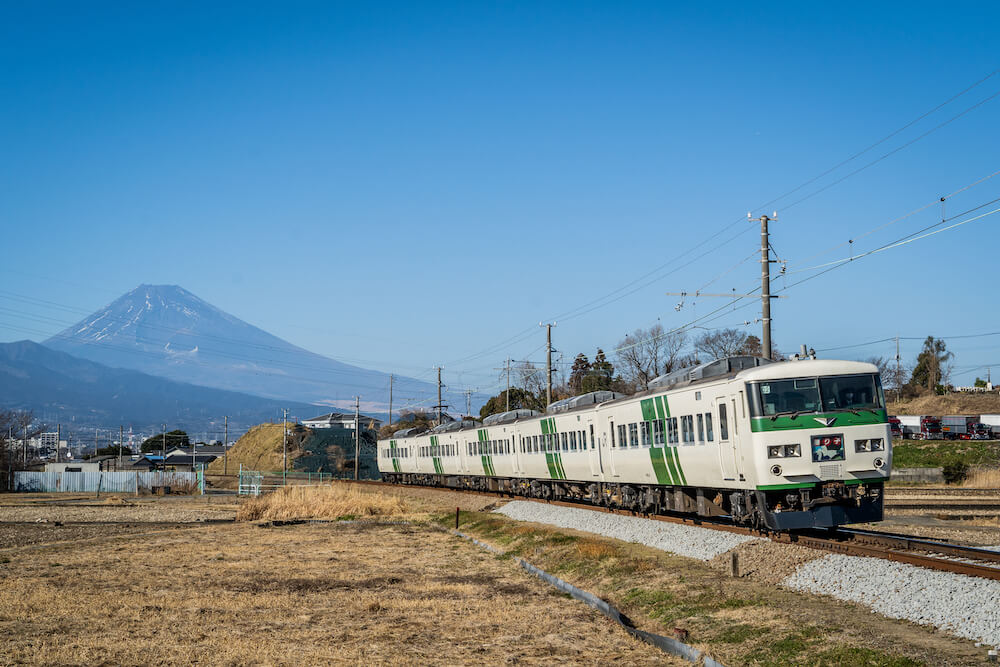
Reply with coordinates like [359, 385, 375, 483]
[964, 466, 1000, 487]
[890, 392, 1000, 416]
[235, 484, 409, 522]
[0, 521, 672, 665]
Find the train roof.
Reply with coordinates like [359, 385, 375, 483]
[736, 358, 879, 381]
[482, 409, 541, 426]
[546, 390, 625, 414]
[648, 356, 773, 392]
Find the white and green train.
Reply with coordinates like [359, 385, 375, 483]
[377, 356, 891, 530]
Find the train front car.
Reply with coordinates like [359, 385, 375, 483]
[739, 359, 891, 530]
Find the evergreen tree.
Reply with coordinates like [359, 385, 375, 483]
[568, 353, 591, 394]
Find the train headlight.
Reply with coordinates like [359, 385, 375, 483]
[770, 464, 782, 476]
[873, 457, 885, 469]
[768, 444, 801, 458]
[856, 438, 885, 452]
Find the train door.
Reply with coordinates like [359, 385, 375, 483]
[716, 397, 739, 480]
[512, 429, 523, 475]
[606, 416, 619, 477]
[587, 419, 602, 476]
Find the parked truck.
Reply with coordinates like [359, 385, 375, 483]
[888, 416, 903, 440]
[979, 414, 1000, 439]
[941, 415, 977, 440]
[897, 415, 944, 440]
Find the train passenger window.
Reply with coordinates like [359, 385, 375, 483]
[681, 416, 694, 444]
[618, 424, 627, 448]
[697, 414, 705, 442]
[640, 422, 652, 447]
[628, 423, 639, 447]
[667, 417, 678, 445]
[653, 419, 664, 446]
[561, 433, 568, 451]
[569, 432, 577, 451]
[610, 421, 615, 447]
[718, 404, 729, 439]
[705, 413, 714, 441]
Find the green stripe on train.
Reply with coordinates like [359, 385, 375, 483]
[649, 447, 671, 484]
[432, 457, 443, 474]
[392, 459, 400, 473]
[555, 452, 567, 479]
[544, 452, 564, 479]
[480, 455, 495, 476]
[641, 399, 657, 422]
[751, 409, 888, 432]
[667, 445, 687, 485]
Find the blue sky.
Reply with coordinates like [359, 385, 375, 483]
[2, 1, 999, 399]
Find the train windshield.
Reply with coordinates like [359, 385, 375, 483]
[752, 374, 884, 417]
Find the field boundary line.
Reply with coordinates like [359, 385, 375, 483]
[450, 529, 727, 667]
[0, 523, 218, 555]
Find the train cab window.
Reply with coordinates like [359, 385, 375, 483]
[705, 413, 714, 441]
[697, 414, 705, 442]
[640, 421, 652, 447]
[628, 423, 639, 447]
[653, 419, 665, 446]
[617, 424, 627, 448]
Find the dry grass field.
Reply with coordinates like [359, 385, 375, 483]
[0, 483, 990, 665]
[0, 519, 676, 665]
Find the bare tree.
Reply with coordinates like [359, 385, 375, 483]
[514, 360, 545, 398]
[616, 326, 688, 391]
[693, 328, 748, 361]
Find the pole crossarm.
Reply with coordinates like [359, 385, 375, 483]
[665, 292, 787, 298]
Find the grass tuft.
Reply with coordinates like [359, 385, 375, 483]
[235, 485, 408, 522]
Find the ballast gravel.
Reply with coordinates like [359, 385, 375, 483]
[783, 554, 1000, 647]
[494, 501, 760, 561]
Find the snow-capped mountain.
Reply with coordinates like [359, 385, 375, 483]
[43, 284, 440, 411]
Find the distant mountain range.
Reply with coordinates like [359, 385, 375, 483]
[0, 340, 319, 437]
[42, 284, 474, 413]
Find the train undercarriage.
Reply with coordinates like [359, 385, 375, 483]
[379, 472, 884, 531]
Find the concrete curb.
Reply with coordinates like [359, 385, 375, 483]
[451, 529, 726, 667]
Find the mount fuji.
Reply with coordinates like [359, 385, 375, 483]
[43, 285, 446, 413]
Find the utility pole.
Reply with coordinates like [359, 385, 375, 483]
[751, 212, 777, 360]
[282, 408, 288, 485]
[895, 336, 902, 404]
[95, 426, 99, 458]
[540, 323, 556, 406]
[161, 424, 166, 475]
[119, 425, 123, 471]
[223, 416, 229, 476]
[433, 366, 446, 424]
[354, 396, 360, 481]
[56, 423, 60, 464]
[388, 374, 394, 427]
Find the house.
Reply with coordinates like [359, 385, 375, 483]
[163, 453, 217, 472]
[302, 412, 383, 432]
[44, 461, 100, 473]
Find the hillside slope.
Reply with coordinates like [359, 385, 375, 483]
[207, 422, 378, 477]
[888, 394, 1000, 416]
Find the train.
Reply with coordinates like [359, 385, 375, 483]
[377, 355, 891, 531]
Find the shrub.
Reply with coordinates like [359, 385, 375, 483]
[942, 462, 969, 484]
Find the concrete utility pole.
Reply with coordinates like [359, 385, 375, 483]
[161, 424, 166, 475]
[434, 366, 445, 425]
[388, 374, 394, 427]
[119, 425, 124, 471]
[751, 212, 777, 360]
[223, 416, 229, 476]
[895, 336, 902, 403]
[95, 426, 99, 458]
[540, 323, 556, 406]
[282, 408, 288, 485]
[56, 423, 60, 464]
[354, 397, 360, 481]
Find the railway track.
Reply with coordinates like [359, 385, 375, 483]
[344, 479, 1000, 581]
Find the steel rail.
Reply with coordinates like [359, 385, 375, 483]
[342, 479, 1000, 581]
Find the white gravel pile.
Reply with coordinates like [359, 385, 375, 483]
[494, 501, 759, 560]
[784, 554, 1000, 647]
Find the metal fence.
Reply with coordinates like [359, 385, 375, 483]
[13, 471, 197, 493]
[236, 465, 346, 496]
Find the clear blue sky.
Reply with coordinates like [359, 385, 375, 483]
[2, 1, 999, 398]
